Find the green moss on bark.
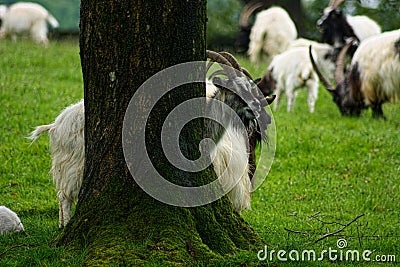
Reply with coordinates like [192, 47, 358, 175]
[59, 175, 263, 265]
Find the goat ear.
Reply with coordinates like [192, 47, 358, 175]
[265, 95, 276, 106]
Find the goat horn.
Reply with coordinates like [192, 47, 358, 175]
[220, 53, 258, 81]
[309, 45, 336, 92]
[241, 67, 254, 80]
[206, 50, 236, 78]
[333, 0, 345, 8]
[334, 38, 356, 85]
[219, 51, 243, 76]
[328, 0, 336, 7]
[239, 1, 265, 27]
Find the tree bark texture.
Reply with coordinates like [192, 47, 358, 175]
[56, 0, 263, 265]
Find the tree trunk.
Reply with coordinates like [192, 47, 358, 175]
[56, 0, 263, 265]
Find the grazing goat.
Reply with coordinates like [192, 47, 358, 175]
[29, 99, 84, 228]
[29, 53, 274, 227]
[311, 29, 400, 118]
[0, 206, 24, 234]
[235, 0, 266, 53]
[0, 2, 59, 45]
[317, 0, 381, 54]
[247, 6, 297, 67]
[257, 41, 335, 113]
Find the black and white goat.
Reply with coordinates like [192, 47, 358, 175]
[29, 51, 275, 227]
[235, 0, 266, 53]
[206, 51, 274, 211]
[311, 29, 400, 118]
[317, 0, 381, 55]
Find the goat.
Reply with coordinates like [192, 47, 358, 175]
[235, 0, 266, 53]
[311, 29, 400, 118]
[0, 206, 24, 235]
[317, 0, 381, 54]
[29, 99, 84, 228]
[0, 2, 59, 45]
[256, 40, 335, 113]
[29, 53, 274, 227]
[206, 51, 275, 211]
[247, 6, 298, 67]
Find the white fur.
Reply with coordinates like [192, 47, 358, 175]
[205, 79, 218, 99]
[0, 206, 24, 234]
[247, 6, 297, 67]
[268, 44, 334, 113]
[29, 100, 84, 228]
[211, 125, 251, 212]
[352, 29, 400, 107]
[0, 2, 59, 45]
[347, 15, 381, 42]
[206, 80, 253, 212]
[0, 5, 7, 18]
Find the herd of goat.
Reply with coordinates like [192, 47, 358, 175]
[240, 0, 399, 118]
[1, 0, 399, 234]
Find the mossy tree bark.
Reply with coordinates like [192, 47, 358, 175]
[56, 0, 263, 265]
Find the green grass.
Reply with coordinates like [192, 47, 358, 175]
[0, 40, 399, 266]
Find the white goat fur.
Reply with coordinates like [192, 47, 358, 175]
[351, 29, 400, 107]
[268, 42, 334, 113]
[0, 2, 59, 45]
[347, 15, 381, 43]
[206, 81, 252, 212]
[0, 206, 24, 234]
[29, 100, 84, 228]
[30, 85, 253, 227]
[0, 5, 7, 18]
[247, 6, 297, 67]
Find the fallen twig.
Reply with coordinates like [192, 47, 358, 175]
[284, 228, 309, 236]
[311, 214, 365, 244]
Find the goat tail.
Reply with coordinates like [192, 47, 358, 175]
[47, 15, 59, 28]
[28, 124, 53, 142]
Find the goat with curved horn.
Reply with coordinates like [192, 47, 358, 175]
[318, 0, 380, 52]
[239, 0, 265, 28]
[204, 50, 276, 212]
[309, 30, 400, 118]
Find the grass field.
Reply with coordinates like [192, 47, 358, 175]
[0, 39, 399, 266]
